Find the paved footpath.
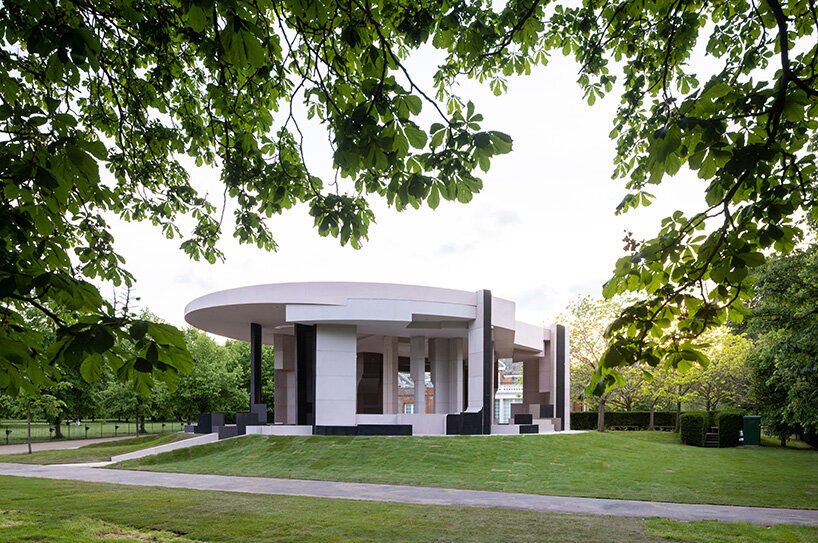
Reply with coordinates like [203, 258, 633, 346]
[1, 463, 816, 526]
[0, 436, 133, 455]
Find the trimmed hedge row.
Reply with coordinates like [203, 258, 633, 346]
[572, 409, 755, 448]
[680, 411, 708, 446]
[570, 411, 677, 430]
[716, 410, 746, 447]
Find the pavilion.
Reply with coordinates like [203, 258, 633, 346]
[185, 282, 570, 436]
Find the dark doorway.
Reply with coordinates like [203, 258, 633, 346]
[357, 352, 383, 414]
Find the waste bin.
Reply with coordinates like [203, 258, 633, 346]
[743, 416, 761, 446]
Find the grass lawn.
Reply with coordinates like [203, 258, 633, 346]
[0, 432, 192, 464]
[1, 476, 816, 542]
[115, 431, 818, 510]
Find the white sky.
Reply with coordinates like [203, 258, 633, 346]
[111, 52, 706, 331]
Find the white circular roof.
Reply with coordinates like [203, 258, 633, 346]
[185, 282, 548, 355]
[185, 282, 482, 343]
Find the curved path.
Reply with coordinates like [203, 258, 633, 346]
[0, 462, 816, 526]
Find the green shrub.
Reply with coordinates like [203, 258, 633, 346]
[804, 429, 818, 449]
[680, 411, 708, 446]
[570, 411, 677, 430]
[570, 412, 596, 430]
[716, 410, 745, 447]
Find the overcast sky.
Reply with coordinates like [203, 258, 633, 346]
[111, 51, 706, 332]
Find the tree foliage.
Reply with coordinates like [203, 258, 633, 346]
[559, 0, 818, 382]
[558, 295, 625, 402]
[437, 0, 818, 383]
[743, 244, 818, 442]
[686, 327, 752, 412]
[3, 0, 816, 395]
[0, 0, 515, 395]
[562, 293, 753, 433]
[0, 325, 265, 423]
[435, 0, 817, 385]
[171, 329, 250, 421]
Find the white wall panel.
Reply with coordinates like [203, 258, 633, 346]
[314, 324, 357, 426]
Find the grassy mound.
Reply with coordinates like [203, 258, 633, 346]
[114, 430, 818, 509]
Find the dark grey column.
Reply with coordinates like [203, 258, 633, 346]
[556, 324, 567, 430]
[295, 324, 316, 426]
[482, 289, 492, 435]
[250, 322, 263, 407]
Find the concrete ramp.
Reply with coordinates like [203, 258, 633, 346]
[111, 433, 218, 463]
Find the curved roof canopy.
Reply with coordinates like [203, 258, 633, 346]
[185, 282, 548, 354]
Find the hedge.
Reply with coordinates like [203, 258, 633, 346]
[804, 430, 818, 449]
[717, 410, 746, 447]
[680, 411, 708, 446]
[570, 411, 677, 430]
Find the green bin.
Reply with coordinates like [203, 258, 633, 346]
[743, 416, 761, 446]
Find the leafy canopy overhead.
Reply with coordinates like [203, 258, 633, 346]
[568, 0, 818, 383]
[2, 0, 816, 395]
[440, 0, 817, 385]
[0, 0, 511, 395]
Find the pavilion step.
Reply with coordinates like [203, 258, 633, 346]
[513, 413, 533, 425]
[214, 425, 239, 440]
[532, 418, 556, 433]
[704, 432, 720, 448]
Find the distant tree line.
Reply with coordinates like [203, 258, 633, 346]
[564, 241, 818, 447]
[0, 322, 273, 438]
[564, 297, 752, 432]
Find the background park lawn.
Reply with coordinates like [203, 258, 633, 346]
[115, 431, 818, 510]
[1, 476, 816, 543]
[0, 433, 192, 464]
[0, 419, 186, 444]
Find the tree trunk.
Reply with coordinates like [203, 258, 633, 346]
[54, 415, 63, 439]
[138, 415, 146, 434]
[780, 434, 787, 447]
[597, 399, 606, 432]
[26, 402, 32, 455]
[649, 400, 656, 430]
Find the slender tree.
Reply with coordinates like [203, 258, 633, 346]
[688, 328, 753, 412]
[559, 295, 624, 431]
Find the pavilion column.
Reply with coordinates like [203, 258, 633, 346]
[295, 324, 316, 425]
[555, 324, 570, 431]
[410, 336, 427, 414]
[430, 339, 452, 414]
[467, 290, 492, 434]
[314, 324, 358, 427]
[450, 338, 464, 413]
[274, 333, 296, 424]
[383, 336, 399, 414]
[249, 322, 263, 409]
